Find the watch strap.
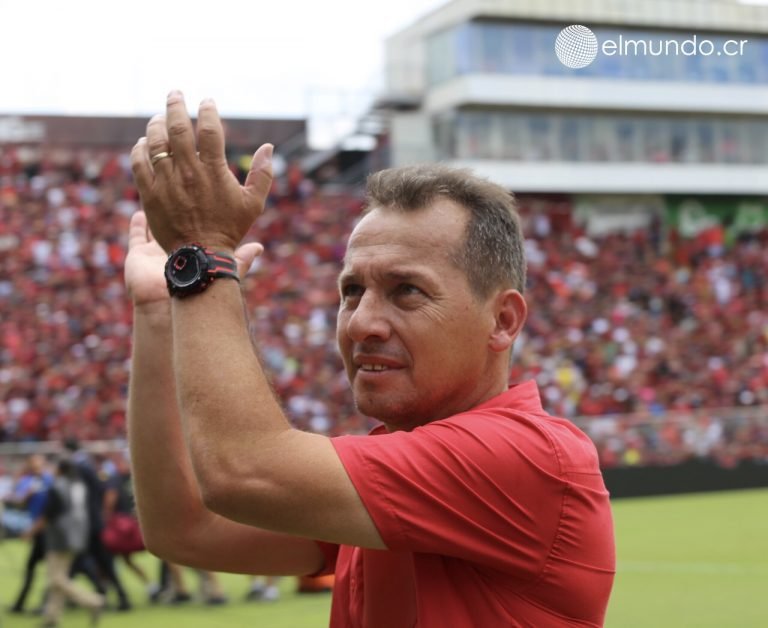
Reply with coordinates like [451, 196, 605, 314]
[205, 250, 239, 279]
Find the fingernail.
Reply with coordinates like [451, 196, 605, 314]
[201, 97, 216, 107]
[251, 144, 273, 170]
[167, 89, 183, 101]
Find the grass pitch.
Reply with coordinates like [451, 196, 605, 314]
[1, 488, 766, 627]
[606, 487, 768, 628]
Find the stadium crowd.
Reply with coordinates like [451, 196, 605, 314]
[0, 145, 767, 469]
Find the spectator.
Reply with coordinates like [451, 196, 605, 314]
[65, 438, 131, 611]
[102, 453, 151, 594]
[9, 454, 52, 614]
[33, 458, 105, 627]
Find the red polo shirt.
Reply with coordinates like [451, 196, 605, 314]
[320, 381, 615, 627]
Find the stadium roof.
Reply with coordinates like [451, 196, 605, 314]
[0, 114, 306, 151]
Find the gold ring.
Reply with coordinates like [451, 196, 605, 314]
[150, 151, 173, 166]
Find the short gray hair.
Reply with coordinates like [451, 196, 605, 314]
[364, 164, 526, 298]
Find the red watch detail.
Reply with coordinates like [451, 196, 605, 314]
[164, 243, 239, 298]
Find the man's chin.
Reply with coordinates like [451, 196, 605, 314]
[353, 392, 410, 425]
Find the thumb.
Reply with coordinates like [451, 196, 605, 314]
[243, 143, 274, 207]
[234, 241, 264, 277]
[127, 211, 149, 250]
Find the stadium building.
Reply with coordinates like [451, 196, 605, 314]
[375, 0, 768, 237]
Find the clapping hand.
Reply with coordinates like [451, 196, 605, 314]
[129, 90, 273, 254]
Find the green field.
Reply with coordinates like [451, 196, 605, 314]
[606, 488, 768, 628]
[2, 488, 766, 627]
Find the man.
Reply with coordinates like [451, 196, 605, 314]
[64, 439, 132, 611]
[126, 91, 615, 627]
[33, 459, 105, 627]
[9, 454, 52, 614]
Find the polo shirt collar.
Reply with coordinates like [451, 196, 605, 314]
[472, 380, 543, 414]
[368, 380, 544, 435]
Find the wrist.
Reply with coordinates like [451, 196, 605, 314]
[134, 300, 172, 322]
[169, 237, 235, 256]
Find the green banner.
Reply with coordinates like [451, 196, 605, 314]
[666, 197, 768, 244]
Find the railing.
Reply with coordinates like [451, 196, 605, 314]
[2, 406, 766, 476]
[572, 405, 768, 468]
[0, 440, 126, 477]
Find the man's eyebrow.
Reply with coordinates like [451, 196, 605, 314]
[337, 269, 436, 287]
[384, 270, 434, 285]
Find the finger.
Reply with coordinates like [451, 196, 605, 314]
[165, 90, 198, 168]
[234, 242, 264, 277]
[130, 137, 153, 193]
[146, 114, 173, 175]
[197, 98, 226, 166]
[145, 219, 156, 244]
[128, 211, 150, 250]
[243, 143, 274, 208]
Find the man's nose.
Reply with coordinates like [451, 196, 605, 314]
[345, 291, 391, 343]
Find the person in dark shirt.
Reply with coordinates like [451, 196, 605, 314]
[36, 458, 105, 627]
[102, 453, 150, 592]
[64, 439, 132, 611]
[10, 454, 52, 614]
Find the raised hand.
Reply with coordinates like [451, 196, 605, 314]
[124, 210, 263, 307]
[129, 91, 273, 254]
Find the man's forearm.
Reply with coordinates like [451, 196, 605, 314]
[128, 301, 213, 554]
[170, 274, 385, 550]
[128, 301, 330, 572]
[171, 279, 297, 519]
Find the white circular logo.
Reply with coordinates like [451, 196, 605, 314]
[555, 25, 598, 69]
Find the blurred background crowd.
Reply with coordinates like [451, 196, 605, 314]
[1, 145, 766, 471]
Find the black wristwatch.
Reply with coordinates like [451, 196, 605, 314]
[164, 244, 240, 298]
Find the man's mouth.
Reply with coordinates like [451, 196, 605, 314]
[359, 364, 394, 372]
[353, 353, 406, 373]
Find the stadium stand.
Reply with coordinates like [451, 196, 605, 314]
[0, 144, 766, 471]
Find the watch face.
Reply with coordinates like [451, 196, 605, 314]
[168, 250, 204, 287]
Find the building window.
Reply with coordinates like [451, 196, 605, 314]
[425, 21, 768, 86]
[439, 111, 768, 165]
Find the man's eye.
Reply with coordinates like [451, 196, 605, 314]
[341, 284, 364, 298]
[397, 284, 424, 297]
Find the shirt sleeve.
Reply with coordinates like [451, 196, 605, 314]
[330, 414, 567, 578]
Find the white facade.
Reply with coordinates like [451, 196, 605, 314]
[382, 0, 768, 194]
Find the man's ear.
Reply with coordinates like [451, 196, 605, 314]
[488, 289, 527, 353]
